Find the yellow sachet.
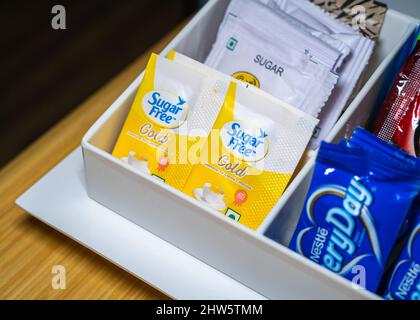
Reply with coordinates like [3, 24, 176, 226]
[183, 82, 318, 230]
[112, 53, 227, 189]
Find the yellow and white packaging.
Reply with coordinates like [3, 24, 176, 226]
[112, 53, 228, 189]
[168, 50, 231, 82]
[182, 82, 318, 230]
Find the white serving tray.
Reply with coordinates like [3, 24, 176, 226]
[16, 148, 265, 300]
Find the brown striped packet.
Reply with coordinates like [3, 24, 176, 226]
[310, 0, 388, 40]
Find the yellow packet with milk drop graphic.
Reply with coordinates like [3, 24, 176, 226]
[183, 82, 318, 230]
[112, 53, 228, 190]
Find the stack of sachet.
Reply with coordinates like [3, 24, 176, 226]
[289, 128, 420, 295]
[290, 35, 420, 299]
[205, 0, 374, 150]
[112, 53, 318, 231]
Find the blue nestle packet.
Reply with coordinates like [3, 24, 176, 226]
[383, 204, 420, 300]
[289, 128, 420, 292]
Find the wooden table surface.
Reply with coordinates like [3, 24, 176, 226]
[0, 23, 188, 300]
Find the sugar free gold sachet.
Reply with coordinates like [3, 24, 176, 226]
[112, 53, 227, 189]
[183, 82, 318, 230]
[113, 52, 318, 231]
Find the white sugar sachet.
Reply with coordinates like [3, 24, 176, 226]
[263, 0, 374, 149]
[205, 15, 338, 117]
[257, 0, 352, 70]
[219, 0, 345, 71]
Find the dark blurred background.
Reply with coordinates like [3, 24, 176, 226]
[0, 0, 204, 168]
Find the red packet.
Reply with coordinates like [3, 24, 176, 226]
[373, 44, 420, 157]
